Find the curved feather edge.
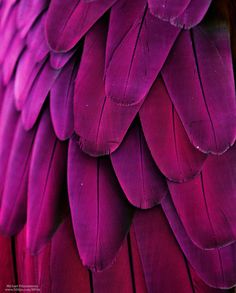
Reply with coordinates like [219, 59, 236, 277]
[68, 136, 134, 271]
[162, 194, 236, 289]
[111, 120, 168, 209]
[27, 108, 68, 254]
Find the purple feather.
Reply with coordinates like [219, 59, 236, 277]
[50, 57, 78, 140]
[0, 5, 17, 64]
[68, 137, 134, 271]
[0, 82, 19, 201]
[46, 0, 117, 52]
[0, 0, 17, 29]
[17, 0, 49, 38]
[168, 143, 236, 249]
[27, 108, 68, 253]
[0, 120, 36, 235]
[50, 218, 91, 293]
[147, 0, 191, 20]
[111, 121, 168, 209]
[139, 77, 207, 182]
[105, 0, 180, 106]
[21, 61, 61, 130]
[171, 0, 212, 29]
[26, 13, 49, 63]
[2, 33, 25, 84]
[14, 50, 46, 110]
[162, 194, 236, 288]
[162, 26, 236, 154]
[133, 206, 195, 293]
[74, 18, 136, 156]
[50, 50, 75, 70]
[92, 240, 135, 293]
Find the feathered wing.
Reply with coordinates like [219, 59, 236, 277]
[0, 0, 235, 292]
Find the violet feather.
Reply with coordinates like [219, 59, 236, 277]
[139, 77, 207, 182]
[68, 136, 134, 271]
[111, 121, 168, 209]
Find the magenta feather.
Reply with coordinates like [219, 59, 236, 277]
[68, 136, 134, 271]
[50, 218, 91, 293]
[74, 18, 133, 156]
[105, 0, 180, 106]
[14, 50, 46, 110]
[92, 240, 135, 293]
[50, 57, 78, 140]
[17, 0, 49, 38]
[50, 50, 75, 70]
[46, 0, 117, 52]
[0, 82, 19, 200]
[26, 13, 49, 63]
[147, 0, 191, 21]
[168, 143, 236, 249]
[0, 5, 17, 64]
[139, 77, 207, 182]
[27, 108, 68, 253]
[111, 121, 168, 209]
[162, 194, 236, 288]
[0, 120, 36, 235]
[162, 26, 236, 154]
[0, 0, 17, 29]
[170, 0, 212, 29]
[133, 206, 195, 293]
[21, 61, 60, 130]
[2, 34, 25, 84]
[0, 235, 15, 290]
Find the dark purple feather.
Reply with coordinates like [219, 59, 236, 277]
[133, 206, 195, 293]
[21, 61, 61, 130]
[50, 50, 75, 70]
[74, 18, 137, 156]
[111, 121, 168, 209]
[168, 143, 236, 249]
[147, 0, 191, 20]
[50, 57, 78, 140]
[50, 218, 91, 293]
[139, 77, 207, 182]
[162, 194, 236, 288]
[170, 0, 212, 29]
[0, 120, 36, 235]
[27, 108, 68, 253]
[162, 26, 236, 154]
[0, 82, 19, 201]
[92, 240, 134, 293]
[68, 136, 134, 271]
[46, 0, 117, 52]
[105, 0, 180, 106]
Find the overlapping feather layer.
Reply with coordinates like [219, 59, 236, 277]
[0, 0, 235, 291]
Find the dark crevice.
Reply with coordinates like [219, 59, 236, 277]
[127, 233, 136, 293]
[11, 237, 18, 285]
[183, 256, 195, 293]
[88, 270, 94, 293]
